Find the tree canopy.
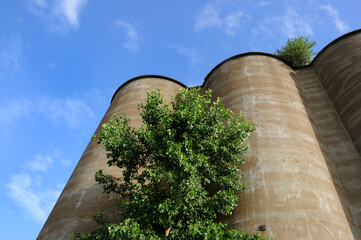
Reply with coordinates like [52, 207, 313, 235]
[72, 88, 263, 240]
[275, 36, 317, 67]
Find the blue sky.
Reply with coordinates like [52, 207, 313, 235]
[0, 0, 360, 239]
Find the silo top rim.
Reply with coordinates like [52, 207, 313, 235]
[202, 52, 292, 87]
[111, 29, 361, 103]
[202, 28, 361, 86]
[110, 75, 188, 104]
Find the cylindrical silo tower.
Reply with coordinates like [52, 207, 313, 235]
[313, 30, 361, 155]
[202, 54, 358, 239]
[311, 29, 361, 234]
[37, 76, 186, 240]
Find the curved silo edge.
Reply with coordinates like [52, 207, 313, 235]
[110, 75, 188, 104]
[202, 52, 295, 88]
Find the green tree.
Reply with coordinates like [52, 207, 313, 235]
[275, 36, 317, 67]
[72, 88, 263, 240]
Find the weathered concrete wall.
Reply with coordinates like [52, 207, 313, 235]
[313, 32, 361, 156]
[203, 55, 356, 239]
[293, 68, 361, 238]
[310, 31, 361, 237]
[37, 76, 185, 240]
[38, 30, 361, 239]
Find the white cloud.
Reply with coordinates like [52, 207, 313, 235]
[24, 154, 54, 172]
[27, 0, 88, 33]
[40, 97, 94, 128]
[0, 98, 30, 122]
[320, 4, 349, 33]
[58, 0, 87, 27]
[89, 89, 106, 105]
[0, 96, 94, 129]
[7, 151, 69, 223]
[223, 11, 243, 35]
[195, 3, 222, 30]
[115, 20, 142, 53]
[280, 8, 313, 38]
[0, 35, 23, 70]
[6, 173, 62, 223]
[257, 0, 272, 7]
[194, 2, 243, 35]
[259, 8, 313, 39]
[60, 158, 72, 167]
[169, 45, 201, 69]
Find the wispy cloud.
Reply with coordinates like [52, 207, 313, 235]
[259, 8, 313, 39]
[257, 0, 272, 7]
[57, 0, 87, 28]
[115, 20, 142, 53]
[24, 154, 54, 172]
[39, 97, 94, 128]
[27, 0, 88, 33]
[0, 96, 94, 129]
[0, 35, 23, 70]
[87, 89, 106, 105]
[194, 2, 244, 35]
[169, 45, 201, 69]
[7, 150, 69, 223]
[281, 8, 313, 38]
[60, 158, 72, 167]
[0, 97, 30, 122]
[320, 4, 349, 33]
[6, 173, 62, 223]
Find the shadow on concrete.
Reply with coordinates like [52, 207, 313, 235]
[290, 70, 361, 239]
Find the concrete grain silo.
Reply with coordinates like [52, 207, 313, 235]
[203, 53, 360, 239]
[37, 76, 186, 240]
[38, 30, 361, 239]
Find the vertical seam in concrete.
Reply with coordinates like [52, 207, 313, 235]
[312, 66, 360, 156]
[308, 66, 361, 232]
